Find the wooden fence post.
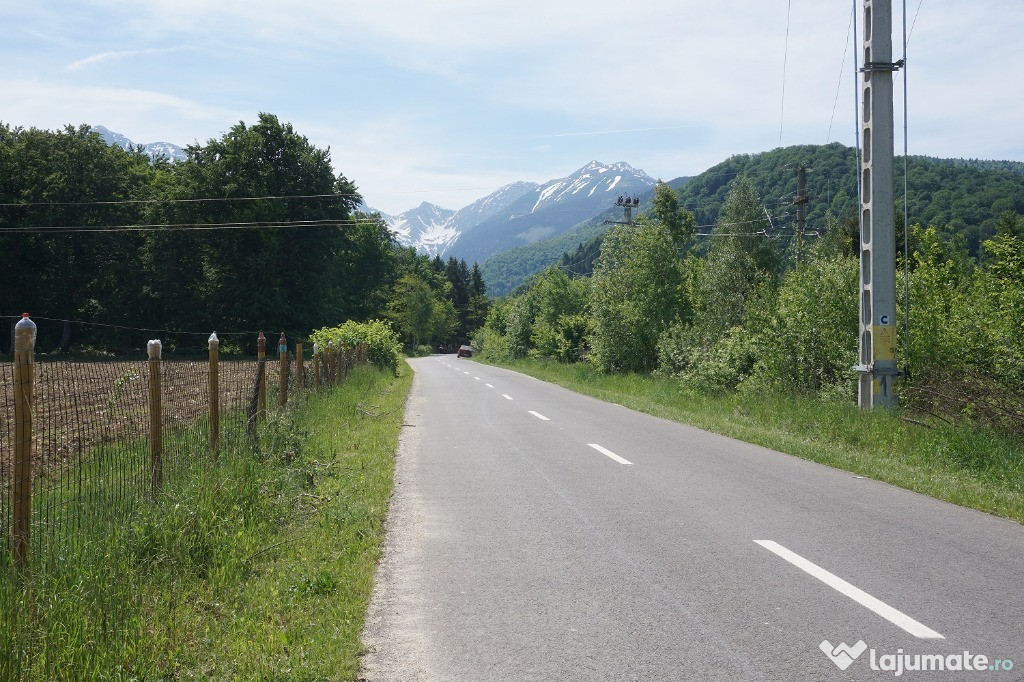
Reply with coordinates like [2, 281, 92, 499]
[313, 342, 321, 389]
[257, 331, 266, 422]
[209, 332, 220, 459]
[278, 332, 288, 407]
[327, 341, 335, 386]
[12, 313, 36, 569]
[147, 339, 163, 495]
[296, 342, 304, 390]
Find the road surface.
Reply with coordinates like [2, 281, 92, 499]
[361, 357, 1024, 680]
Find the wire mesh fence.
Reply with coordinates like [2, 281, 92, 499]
[1, 327, 362, 571]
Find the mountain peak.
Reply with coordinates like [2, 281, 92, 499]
[90, 125, 187, 163]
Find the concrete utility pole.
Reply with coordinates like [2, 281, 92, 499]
[856, 0, 901, 409]
[794, 165, 808, 268]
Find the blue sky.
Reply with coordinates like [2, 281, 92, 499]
[3, 1, 1022, 215]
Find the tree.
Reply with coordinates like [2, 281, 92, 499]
[691, 175, 780, 344]
[589, 217, 688, 372]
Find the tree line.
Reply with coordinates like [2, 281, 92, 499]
[475, 179, 1024, 433]
[0, 115, 485, 354]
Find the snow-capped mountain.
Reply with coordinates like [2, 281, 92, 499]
[91, 125, 187, 163]
[377, 161, 656, 262]
[384, 202, 457, 253]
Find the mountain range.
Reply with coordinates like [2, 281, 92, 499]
[370, 161, 657, 264]
[91, 125, 187, 163]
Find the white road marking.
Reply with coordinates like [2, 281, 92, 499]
[587, 443, 633, 465]
[754, 540, 945, 639]
[528, 411, 550, 421]
[502, 395, 514, 400]
[486, 383, 494, 388]
[464, 371, 470, 375]
[474, 376, 481, 380]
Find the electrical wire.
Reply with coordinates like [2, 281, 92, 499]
[0, 218, 383, 234]
[0, 192, 361, 208]
[779, 0, 792, 145]
[0, 314, 265, 337]
[827, 4, 856, 142]
[908, 0, 924, 43]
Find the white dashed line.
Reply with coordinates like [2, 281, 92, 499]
[587, 443, 633, 465]
[486, 383, 494, 388]
[755, 540, 945, 639]
[502, 395, 514, 400]
[474, 377, 481, 381]
[464, 371, 470, 375]
[528, 411, 550, 421]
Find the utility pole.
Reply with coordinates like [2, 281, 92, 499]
[794, 164, 808, 268]
[856, 0, 902, 409]
[604, 195, 640, 226]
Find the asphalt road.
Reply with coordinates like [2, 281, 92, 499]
[361, 357, 1024, 681]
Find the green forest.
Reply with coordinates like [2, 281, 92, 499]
[0, 115, 484, 354]
[475, 179, 1024, 434]
[482, 143, 1024, 295]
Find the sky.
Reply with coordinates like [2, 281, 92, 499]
[2, 1, 1022, 215]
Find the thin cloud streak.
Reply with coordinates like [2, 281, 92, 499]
[551, 125, 703, 138]
[67, 45, 196, 71]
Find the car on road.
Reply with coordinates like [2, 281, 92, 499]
[457, 345, 473, 358]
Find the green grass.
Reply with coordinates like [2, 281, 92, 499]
[2, 363, 412, 680]
[477, 357, 1024, 524]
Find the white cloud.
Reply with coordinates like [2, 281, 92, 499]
[66, 45, 196, 71]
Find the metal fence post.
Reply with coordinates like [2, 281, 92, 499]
[257, 331, 266, 422]
[12, 313, 36, 569]
[278, 332, 288, 407]
[209, 332, 220, 459]
[147, 339, 163, 495]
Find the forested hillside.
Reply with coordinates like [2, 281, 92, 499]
[0, 116, 486, 354]
[475, 180, 1024, 435]
[482, 143, 1024, 293]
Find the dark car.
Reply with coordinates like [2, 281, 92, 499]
[457, 345, 473, 358]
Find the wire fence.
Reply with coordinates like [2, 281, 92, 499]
[1, 321, 364, 571]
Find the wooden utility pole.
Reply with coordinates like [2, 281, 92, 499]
[794, 165, 808, 268]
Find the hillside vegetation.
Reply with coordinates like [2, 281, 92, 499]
[482, 143, 1024, 294]
[475, 179, 1024, 438]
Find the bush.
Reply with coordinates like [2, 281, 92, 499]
[310, 319, 402, 374]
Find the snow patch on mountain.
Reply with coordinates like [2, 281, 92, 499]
[374, 160, 655, 260]
[91, 125, 187, 163]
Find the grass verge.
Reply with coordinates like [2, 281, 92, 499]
[2, 362, 412, 680]
[477, 357, 1024, 525]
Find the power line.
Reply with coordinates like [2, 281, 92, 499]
[908, 0, 924, 43]
[0, 315, 264, 337]
[779, 0, 793, 145]
[0, 192, 361, 208]
[0, 218, 382, 234]
[827, 4, 856, 142]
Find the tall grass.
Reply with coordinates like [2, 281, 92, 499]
[1, 363, 411, 680]
[481, 358, 1024, 524]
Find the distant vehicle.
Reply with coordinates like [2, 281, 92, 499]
[457, 345, 473, 358]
